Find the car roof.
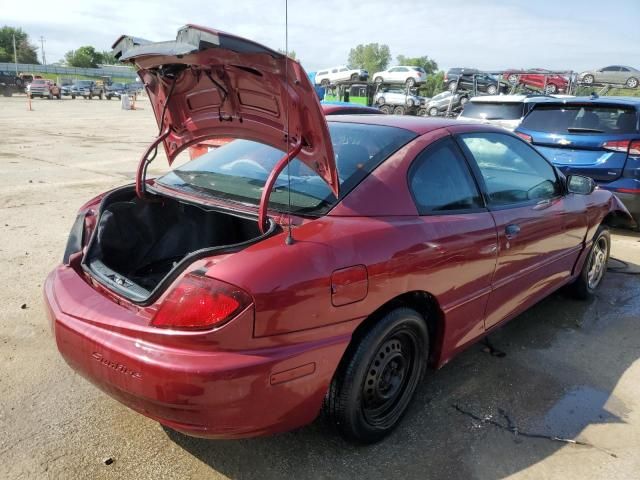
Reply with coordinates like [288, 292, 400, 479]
[532, 96, 640, 107]
[326, 114, 484, 134]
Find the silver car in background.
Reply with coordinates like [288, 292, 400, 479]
[579, 66, 640, 88]
[374, 87, 425, 108]
[424, 91, 469, 116]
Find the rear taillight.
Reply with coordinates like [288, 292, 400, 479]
[150, 274, 252, 330]
[516, 132, 532, 143]
[602, 140, 630, 153]
[629, 140, 640, 156]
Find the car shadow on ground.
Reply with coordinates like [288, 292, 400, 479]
[164, 257, 640, 480]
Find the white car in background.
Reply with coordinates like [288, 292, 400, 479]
[372, 66, 426, 86]
[315, 66, 368, 86]
[374, 87, 425, 108]
[457, 94, 570, 131]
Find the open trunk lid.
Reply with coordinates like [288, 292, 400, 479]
[112, 24, 338, 200]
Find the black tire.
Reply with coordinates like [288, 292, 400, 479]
[56, 94, 61, 99]
[350, 73, 359, 81]
[487, 84, 498, 95]
[406, 98, 415, 107]
[569, 226, 610, 299]
[448, 80, 457, 92]
[71, 95, 76, 99]
[87, 94, 92, 100]
[106, 95, 111, 100]
[507, 74, 519, 84]
[325, 308, 428, 443]
[460, 96, 469, 105]
[320, 79, 329, 87]
[15, 77, 24, 87]
[393, 105, 406, 115]
[374, 76, 384, 85]
[545, 83, 558, 94]
[626, 77, 639, 89]
[379, 104, 392, 114]
[416, 108, 426, 116]
[582, 74, 594, 85]
[376, 96, 386, 105]
[405, 77, 416, 87]
[428, 107, 438, 116]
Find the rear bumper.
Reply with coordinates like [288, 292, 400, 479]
[44, 266, 349, 438]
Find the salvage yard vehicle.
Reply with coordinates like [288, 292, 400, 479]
[27, 79, 62, 99]
[71, 80, 105, 99]
[578, 66, 640, 88]
[424, 91, 468, 116]
[105, 82, 126, 99]
[457, 94, 554, 131]
[374, 86, 425, 112]
[45, 25, 635, 445]
[516, 96, 640, 227]
[445, 68, 504, 95]
[0, 70, 24, 96]
[503, 68, 569, 94]
[315, 65, 368, 86]
[372, 66, 426, 87]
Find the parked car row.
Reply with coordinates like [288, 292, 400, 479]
[316, 65, 426, 87]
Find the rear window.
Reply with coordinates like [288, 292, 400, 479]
[32, 79, 46, 84]
[461, 102, 525, 120]
[157, 123, 417, 215]
[520, 104, 639, 134]
[412, 67, 426, 73]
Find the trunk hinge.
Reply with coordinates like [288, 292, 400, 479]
[135, 128, 171, 198]
[257, 140, 303, 234]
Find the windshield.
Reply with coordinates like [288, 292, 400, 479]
[111, 82, 124, 88]
[76, 81, 92, 87]
[157, 122, 416, 215]
[462, 102, 524, 120]
[520, 104, 638, 134]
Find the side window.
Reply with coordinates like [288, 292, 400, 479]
[408, 137, 483, 213]
[620, 67, 629, 72]
[339, 67, 348, 72]
[331, 68, 338, 73]
[397, 67, 408, 72]
[388, 67, 397, 73]
[459, 133, 561, 206]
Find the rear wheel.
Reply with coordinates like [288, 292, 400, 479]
[460, 96, 469, 105]
[569, 226, 610, 299]
[405, 77, 416, 87]
[376, 96, 386, 105]
[350, 73, 359, 81]
[626, 77, 639, 88]
[416, 108, 426, 116]
[374, 76, 384, 85]
[320, 79, 329, 87]
[507, 74, 519, 84]
[582, 74, 594, 85]
[428, 107, 438, 116]
[544, 83, 558, 94]
[325, 308, 428, 443]
[487, 84, 498, 95]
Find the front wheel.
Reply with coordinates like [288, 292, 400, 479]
[544, 83, 558, 94]
[325, 308, 428, 443]
[405, 77, 416, 87]
[487, 84, 498, 95]
[428, 107, 438, 116]
[374, 76, 384, 85]
[582, 74, 594, 85]
[569, 226, 610, 299]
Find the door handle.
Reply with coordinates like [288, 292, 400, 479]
[505, 224, 520, 238]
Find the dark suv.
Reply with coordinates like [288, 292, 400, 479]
[0, 71, 23, 96]
[444, 68, 504, 95]
[71, 80, 105, 99]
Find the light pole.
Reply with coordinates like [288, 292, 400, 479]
[13, 34, 18, 74]
[40, 36, 46, 65]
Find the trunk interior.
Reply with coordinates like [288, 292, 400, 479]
[84, 187, 270, 302]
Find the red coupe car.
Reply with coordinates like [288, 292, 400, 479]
[45, 25, 634, 444]
[504, 69, 569, 94]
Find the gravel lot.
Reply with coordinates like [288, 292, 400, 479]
[1, 95, 639, 480]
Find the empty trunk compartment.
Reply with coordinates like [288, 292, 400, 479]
[83, 186, 275, 303]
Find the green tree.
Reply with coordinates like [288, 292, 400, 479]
[348, 43, 391, 76]
[64, 46, 103, 68]
[100, 50, 118, 65]
[418, 71, 445, 98]
[396, 55, 438, 75]
[277, 49, 297, 60]
[0, 26, 39, 64]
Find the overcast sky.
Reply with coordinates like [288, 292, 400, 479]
[3, 0, 639, 73]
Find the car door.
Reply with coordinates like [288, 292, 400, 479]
[328, 67, 339, 83]
[384, 67, 397, 82]
[407, 136, 498, 357]
[454, 130, 585, 330]
[598, 66, 619, 83]
[337, 67, 349, 82]
[617, 66, 631, 84]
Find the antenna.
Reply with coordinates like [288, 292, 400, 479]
[284, 0, 294, 246]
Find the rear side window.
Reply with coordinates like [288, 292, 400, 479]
[462, 102, 525, 120]
[409, 137, 483, 213]
[520, 104, 638, 134]
[459, 132, 561, 206]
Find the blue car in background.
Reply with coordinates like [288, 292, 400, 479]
[516, 96, 640, 227]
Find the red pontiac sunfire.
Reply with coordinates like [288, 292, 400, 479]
[45, 25, 635, 444]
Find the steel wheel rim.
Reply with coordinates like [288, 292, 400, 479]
[587, 236, 608, 289]
[628, 78, 638, 88]
[361, 329, 420, 428]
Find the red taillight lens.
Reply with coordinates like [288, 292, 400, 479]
[602, 139, 630, 152]
[516, 132, 532, 143]
[629, 140, 640, 156]
[151, 274, 252, 330]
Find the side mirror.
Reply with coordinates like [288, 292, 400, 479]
[567, 175, 596, 195]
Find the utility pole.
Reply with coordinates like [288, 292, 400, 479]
[40, 36, 46, 65]
[13, 34, 18, 74]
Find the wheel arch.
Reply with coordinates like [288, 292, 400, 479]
[348, 290, 445, 368]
